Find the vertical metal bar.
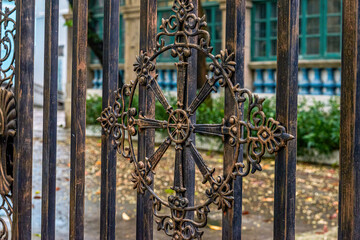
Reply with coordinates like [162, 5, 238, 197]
[100, 0, 119, 239]
[41, 0, 59, 239]
[184, 0, 198, 218]
[69, 0, 88, 239]
[338, 0, 360, 239]
[223, 0, 245, 239]
[13, 0, 35, 239]
[137, 1, 156, 239]
[274, 0, 299, 239]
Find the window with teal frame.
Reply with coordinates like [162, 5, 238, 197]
[251, 0, 342, 61]
[89, 0, 220, 64]
[89, 2, 125, 64]
[157, 0, 222, 62]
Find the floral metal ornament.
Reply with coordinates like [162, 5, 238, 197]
[0, 1, 16, 238]
[98, 0, 293, 239]
[0, 1, 16, 89]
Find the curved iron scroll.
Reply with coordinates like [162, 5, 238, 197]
[0, 1, 16, 238]
[98, 0, 293, 239]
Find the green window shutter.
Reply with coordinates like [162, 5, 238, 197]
[251, 0, 342, 61]
[119, 15, 125, 63]
[88, 3, 125, 64]
[324, 0, 342, 57]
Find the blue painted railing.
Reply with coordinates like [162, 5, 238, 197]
[92, 68, 220, 91]
[156, 69, 219, 91]
[93, 67, 341, 96]
[92, 69, 125, 89]
[254, 67, 341, 95]
[157, 69, 177, 91]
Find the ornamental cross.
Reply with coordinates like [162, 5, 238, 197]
[98, 0, 293, 239]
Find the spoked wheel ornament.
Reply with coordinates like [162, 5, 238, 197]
[98, 0, 293, 239]
[167, 109, 190, 144]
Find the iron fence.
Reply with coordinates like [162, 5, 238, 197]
[1, 0, 359, 239]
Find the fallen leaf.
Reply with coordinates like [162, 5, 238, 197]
[262, 164, 270, 170]
[122, 212, 130, 221]
[208, 224, 222, 231]
[56, 187, 61, 191]
[95, 161, 101, 166]
[262, 197, 274, 202]
[242, 211, 250, 215]
[34, 196, 41, 199]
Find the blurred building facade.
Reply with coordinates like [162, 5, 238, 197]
[34, 0, 70, 106]
[64, 0, 342, 125]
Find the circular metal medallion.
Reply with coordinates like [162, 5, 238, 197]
[167, 109, 190, 144]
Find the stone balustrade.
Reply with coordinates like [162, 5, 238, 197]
[251, 60, 341, 95]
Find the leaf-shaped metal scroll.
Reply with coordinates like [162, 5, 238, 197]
[0, 1, 17, 238]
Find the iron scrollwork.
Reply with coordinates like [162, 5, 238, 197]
[0, 1, 17, 238]
[98, 0, 293, 239]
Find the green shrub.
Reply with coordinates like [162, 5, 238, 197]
[297, 97, 340, 155]
[86, 95, 103, 126]
[87, 94, 340, 156]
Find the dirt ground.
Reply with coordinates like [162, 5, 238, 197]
[31, 108, 338, 239]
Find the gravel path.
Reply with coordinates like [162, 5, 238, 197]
[30, 108, 338, 239]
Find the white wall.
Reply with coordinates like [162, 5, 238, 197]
[34, 0, 69, 106]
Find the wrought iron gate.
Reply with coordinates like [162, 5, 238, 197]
[98, 0, 294, 238]
[1, 0, 360, 239]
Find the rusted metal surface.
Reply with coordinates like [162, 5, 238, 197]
[136, 1, 157, 239]
[41, 0, 59, 239]
[98, 0, 293, 239]
[183, 0, 197, 223]
[13, 0, 34, 239]
[222, 0, 245, 239]
[339, 0, 360, 239]
[274, 0, 299, 239]
[69, 0, 88, 239]
[100, 0, 119, 239]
